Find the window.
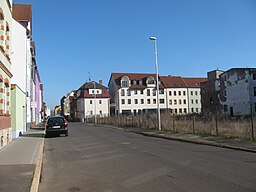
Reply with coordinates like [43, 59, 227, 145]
[127, 90, 131, 96]
[3, 84, 7, 113]
[169, 100, 172, 105]
[147, 89, 150, 96]
[184, 108, 187, 113]
[191, 99, 194, 104]
[147, 99, 150, 104]
[191, 91, 193, 95]
[152, 89, 156, 96]
[121, 80, 128, 87]
[139, 80, 143, 85]
[134, 90, 137, 95]
[174, 100, 177, 105]
[141, 99, 144, 104]
[169, 91, 172, 96]
[196, 108, 198, 113]
[100, 110, 102, 115]
[254, 87, 256, 96]
[128, 99, 131, 104]
[174, 91, 176, 96]
[195, 100, 198, 104]
[135, 99, 138, 104]
[121, 89, 125, 96]
[90, 111, 93, 115]
[140, 90, 143, 94]
[153, 99, 156, 104]
[183, 91, 186, 96]
[133, 80, 137, 85]
[92, 90, 95, 94]
[159, 89, 164, 94]
[191, 108, 194, 113]
[99, 100, 102, 104]
[122, 99, 125, 104]
[178, 91, 181, 96]
[183, 99, 186, 104]
[224, 105, 228, 112]
[90, 100, 92, 104]
[179, 99, 182, 104]
[195, 91, 198, 96]
[160, 99, 164, 104]
[179, 108, 182, 113]
[175, 109, 178, 114]
[253, 72, 256, 80]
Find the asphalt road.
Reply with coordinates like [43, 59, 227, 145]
[39, 123, 256, 192]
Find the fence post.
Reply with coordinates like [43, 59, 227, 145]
[215, 109, 219, 136]
[250, 103, 254, 141]
[172, 114, 175, 132]
[192, 115, 195, 134]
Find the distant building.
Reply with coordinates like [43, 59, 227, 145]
[108, 72, 207, 115]
[54, 105, 61, 116]
[201, 68, 256, 116]
[75, 81, 110, 122]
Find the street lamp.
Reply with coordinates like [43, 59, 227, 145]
[149, 36, 161, 131]
[93, 81, 97, 124]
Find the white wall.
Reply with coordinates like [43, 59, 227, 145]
[11, 19, 27, 92]
[84, 98, 109, 117]
[118, 88, 166, 114]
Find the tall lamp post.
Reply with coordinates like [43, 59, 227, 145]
[93, 81, 97, 124]
[149, 36, 161, 131]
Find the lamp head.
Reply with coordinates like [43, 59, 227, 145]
[149, 36, 156, 40]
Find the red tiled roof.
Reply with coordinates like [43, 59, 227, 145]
[110, 72, 206, 89]
[12, 4, 32, 24]
[160, 76, 185, 88]
[110, 72, 165, 89]
[183, 78, 208, 88]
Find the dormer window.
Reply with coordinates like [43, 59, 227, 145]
[147, 76, 155, 85]
[121, 76, 130, 88]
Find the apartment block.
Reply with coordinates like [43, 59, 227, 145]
[108, 73, 206, 115]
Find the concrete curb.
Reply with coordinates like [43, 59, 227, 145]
[140, 132, 256, 153]
[30, 138, 45, 192]
[94, 123, 256, 153]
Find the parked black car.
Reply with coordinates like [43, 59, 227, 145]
[45, 116, 68, 137]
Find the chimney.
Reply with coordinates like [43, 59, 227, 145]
[99, 80, 102, 85]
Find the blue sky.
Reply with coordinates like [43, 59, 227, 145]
[14, 0, 256, 109]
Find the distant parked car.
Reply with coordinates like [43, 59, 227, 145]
[45, 116, 68, 137]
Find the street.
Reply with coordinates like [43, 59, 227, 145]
[39, 123, 256, 192]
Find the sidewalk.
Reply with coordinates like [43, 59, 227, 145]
[98, 124, 256, 153]
[0, 126, 44, 192]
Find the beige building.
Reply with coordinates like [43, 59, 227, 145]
[0, 0, 12, 148]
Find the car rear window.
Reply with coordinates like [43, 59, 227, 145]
[48, 117, 64, 124]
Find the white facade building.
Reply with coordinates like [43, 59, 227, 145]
[76, 81, 110, 121]
[109, 73, 207, 115]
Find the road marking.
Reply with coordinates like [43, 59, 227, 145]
[30, 138, 45, 192]
[123, 167, 172, 187]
